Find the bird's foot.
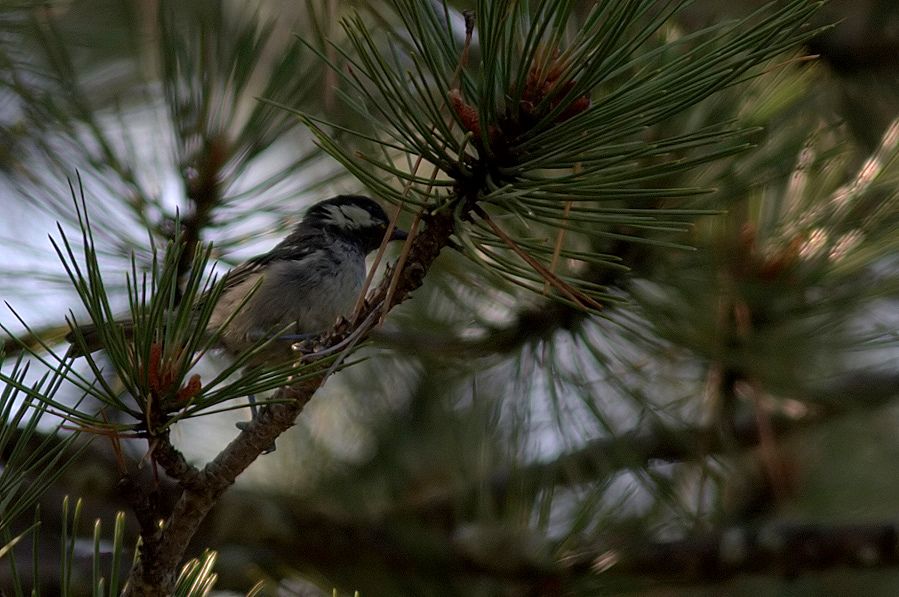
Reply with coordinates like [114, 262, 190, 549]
[278, 332, 317, 342]
[235, 394, 276, 453]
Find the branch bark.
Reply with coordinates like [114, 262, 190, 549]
[124, 206, 460, 595]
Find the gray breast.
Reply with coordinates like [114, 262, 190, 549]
[209, 243, 365, 355]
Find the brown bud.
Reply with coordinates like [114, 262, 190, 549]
[176, 374, 203, 403]
[556, 94, 591, 122]
[449, 89, 482, 137]
[147, 342, 162, 393]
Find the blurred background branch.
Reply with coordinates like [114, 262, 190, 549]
[1, 0, 899, 595]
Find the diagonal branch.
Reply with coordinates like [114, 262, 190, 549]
[405, 372, 899, 516]
[523, 372, 899, 489]
[571, 522, 899, 584]
[124, 204, 460, 595]
[2, 324, 71, 359]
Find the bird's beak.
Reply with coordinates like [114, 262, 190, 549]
[390, 227, 409, 242]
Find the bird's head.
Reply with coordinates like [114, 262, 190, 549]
[304, 195, 408, 253]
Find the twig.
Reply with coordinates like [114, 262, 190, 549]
[473, 204, 604, 311]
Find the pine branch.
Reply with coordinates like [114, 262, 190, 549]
[422, 521, 899, 587]
[525, 371, 899, 489]
[18, 364, 898, 592]
[1, 2, 834, 592]
[376, 300, 587, 356]
[375, 235, 648, 356]
[149, 432, 200, 487]
[175, 134, 228, 296]
[573, 522, 899, 584]
[396, 371, 899, 521]
[2, 324, 71, 358]
[124, 205, 460, 595]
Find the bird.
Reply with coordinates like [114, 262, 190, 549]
[203, 194, 408, 356]
[68, 194, 408, 356]
[66, 195, 409, 450]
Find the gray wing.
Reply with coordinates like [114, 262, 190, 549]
[198, 240, 321, 309]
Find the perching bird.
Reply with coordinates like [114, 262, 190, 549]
[68, 194, 408, 357]
[66, 195, 408, 450]
[205, 194, 408, 356]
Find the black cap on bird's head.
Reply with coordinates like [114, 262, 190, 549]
[303, 195, 408, 253]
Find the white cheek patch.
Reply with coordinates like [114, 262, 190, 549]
[322, 204, 348, 227]
[339, 204, 377, 228]
[323, 204, 378, 229]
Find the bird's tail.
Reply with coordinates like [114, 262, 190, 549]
[65, 321, 134, 357]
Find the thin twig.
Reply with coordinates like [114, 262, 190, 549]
[545, 198, 572, 295]
[473, 204, 604, 311]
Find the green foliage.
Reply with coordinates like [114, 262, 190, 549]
[1, 181, 340, 437]
[294, 0, 825, 312]
[0, 0, 347, 273]
[172, 550, 218, 597]
[4, 497, 218, 596]
[2, 0, 899, 594]
[0, 353, 83, 543]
